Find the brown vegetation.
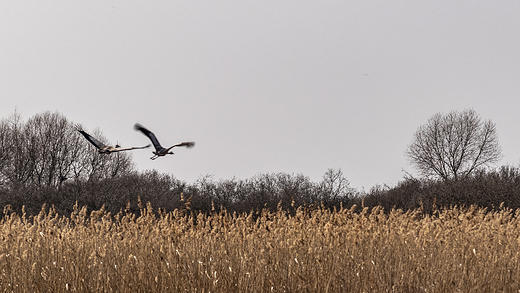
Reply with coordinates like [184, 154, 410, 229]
[0, 202, 519, 292]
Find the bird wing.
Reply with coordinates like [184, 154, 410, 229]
[111, 144, 151, 152]
[127, 144, 152, 151]
[174, 141, 195, 148]
[165, 141, 196, 152]
[132, 144, 152, 150]
[78, 130, 106, 149]
[134, 123, 163, 151]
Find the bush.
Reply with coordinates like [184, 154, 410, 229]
[361, 166, 520, 214]
[0, 168, 357, 217]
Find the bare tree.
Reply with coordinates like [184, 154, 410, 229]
[0, 111, 135, 188]
[0, 118, 12, 186]
[318, 168, 355, 202]
[24, 112, 77, 187]
[0, 112, 35, 188]
[405, 109, 502, 181]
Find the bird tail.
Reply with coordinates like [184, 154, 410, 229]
[178, 142, 195, 148]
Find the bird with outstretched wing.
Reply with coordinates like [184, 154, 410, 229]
[134, 123, 195, 160]
[77, 127, 150, 154]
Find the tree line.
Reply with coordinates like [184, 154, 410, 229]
[0, 109, 518, 217]
[0, 111, 357, 216]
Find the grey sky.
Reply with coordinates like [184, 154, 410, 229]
[1, 1, 519, 189]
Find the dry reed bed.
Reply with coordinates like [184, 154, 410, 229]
[0, 203, 519, 292]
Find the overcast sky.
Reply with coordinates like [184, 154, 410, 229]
[1, 1, 519, 190]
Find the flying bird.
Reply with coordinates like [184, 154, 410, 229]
[77, 128, 150, 154]
[134, 123, 195, 160]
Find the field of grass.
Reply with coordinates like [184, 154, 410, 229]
[0, 201, 519, 292]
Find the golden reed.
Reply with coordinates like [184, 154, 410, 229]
[0, 203, 518, 292]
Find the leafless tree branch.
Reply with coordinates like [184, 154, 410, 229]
[405, 109, 502, 181]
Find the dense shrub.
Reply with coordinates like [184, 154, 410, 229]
[360, 166, 520, 214]
[0, 169, 356, 217]
[3, 165, 520, 217]
[182, 169, 356, 214]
